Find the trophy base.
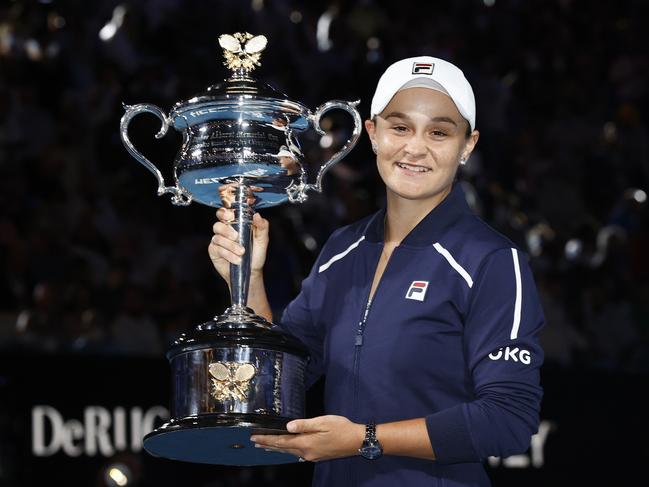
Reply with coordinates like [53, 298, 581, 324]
[143, 413, 301, 466]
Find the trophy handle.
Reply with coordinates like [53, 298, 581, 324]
[287, 100, 362, 203]
[120, 103, 193, 206]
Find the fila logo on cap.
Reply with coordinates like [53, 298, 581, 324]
[406, 281, 429, 301]
[412, 62, 434, 75]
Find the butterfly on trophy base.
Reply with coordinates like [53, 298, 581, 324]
[208, 362, 257, 402]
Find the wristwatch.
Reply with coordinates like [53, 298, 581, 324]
[358, 421, 383, 460]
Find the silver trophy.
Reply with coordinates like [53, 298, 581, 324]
[120, 32, 361, 466]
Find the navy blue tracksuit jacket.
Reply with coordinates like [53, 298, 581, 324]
[279, 184, 545, 487]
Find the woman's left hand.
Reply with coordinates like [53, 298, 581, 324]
[250, 415, 365, 462]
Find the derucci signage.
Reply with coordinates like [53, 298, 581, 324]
[31, 405, 169, 457]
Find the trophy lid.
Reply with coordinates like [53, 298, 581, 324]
[170, 33, 310, 130]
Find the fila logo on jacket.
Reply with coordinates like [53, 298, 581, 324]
[405, 281, 429, 301]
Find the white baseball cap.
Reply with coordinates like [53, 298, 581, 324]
[370, 56, 476, 130]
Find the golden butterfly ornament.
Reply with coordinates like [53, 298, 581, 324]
[208, 362, 257, 402]
[218, 32, 268, 73]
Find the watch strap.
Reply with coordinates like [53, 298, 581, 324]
[358, 420, 383, 459]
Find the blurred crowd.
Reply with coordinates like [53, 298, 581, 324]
[1, 0, 648, 373]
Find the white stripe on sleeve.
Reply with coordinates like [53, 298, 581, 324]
[433, 242, 474, 288]
[510, 248, 522, 340]
[318, 236, 365, 273]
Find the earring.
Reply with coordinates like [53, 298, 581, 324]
[460, 157, 467, 165]
[371, 142, 378, 154]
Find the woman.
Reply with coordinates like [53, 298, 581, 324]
[209, 56, 544, 487]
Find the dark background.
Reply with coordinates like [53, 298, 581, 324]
[1, 0, 648, 485]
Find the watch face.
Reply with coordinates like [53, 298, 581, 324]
[360, 442, 383, 459]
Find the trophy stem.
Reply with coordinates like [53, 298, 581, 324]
[229, 182, 253, 312]
[206, 181, 271, 330]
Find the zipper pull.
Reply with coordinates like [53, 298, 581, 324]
[355, 298, 372, 347]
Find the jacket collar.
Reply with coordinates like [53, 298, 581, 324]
[363, 183, 471, 247]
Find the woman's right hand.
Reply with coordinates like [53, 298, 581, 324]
[208, 208, 270, 284]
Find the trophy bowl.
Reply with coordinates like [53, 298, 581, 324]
[120, 32, 361, 466]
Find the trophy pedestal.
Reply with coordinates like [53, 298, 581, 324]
[143, 316, 309, 466]
[143, 414, 299, 465]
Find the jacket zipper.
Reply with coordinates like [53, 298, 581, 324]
[351, 290, 377, 421]
[352, 248, 384, 418]
[353, 245, 399, 410]
[354, 298, 373, 347]
[350, 246, 394, 485]
[350, 296, 373, 487]
[349, 247, 384, 487]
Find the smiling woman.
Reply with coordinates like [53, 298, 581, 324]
[209, 56, 545, 487]
[366, 87, 478, 207]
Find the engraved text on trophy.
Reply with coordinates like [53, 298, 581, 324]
[180, 121, 286, 167]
